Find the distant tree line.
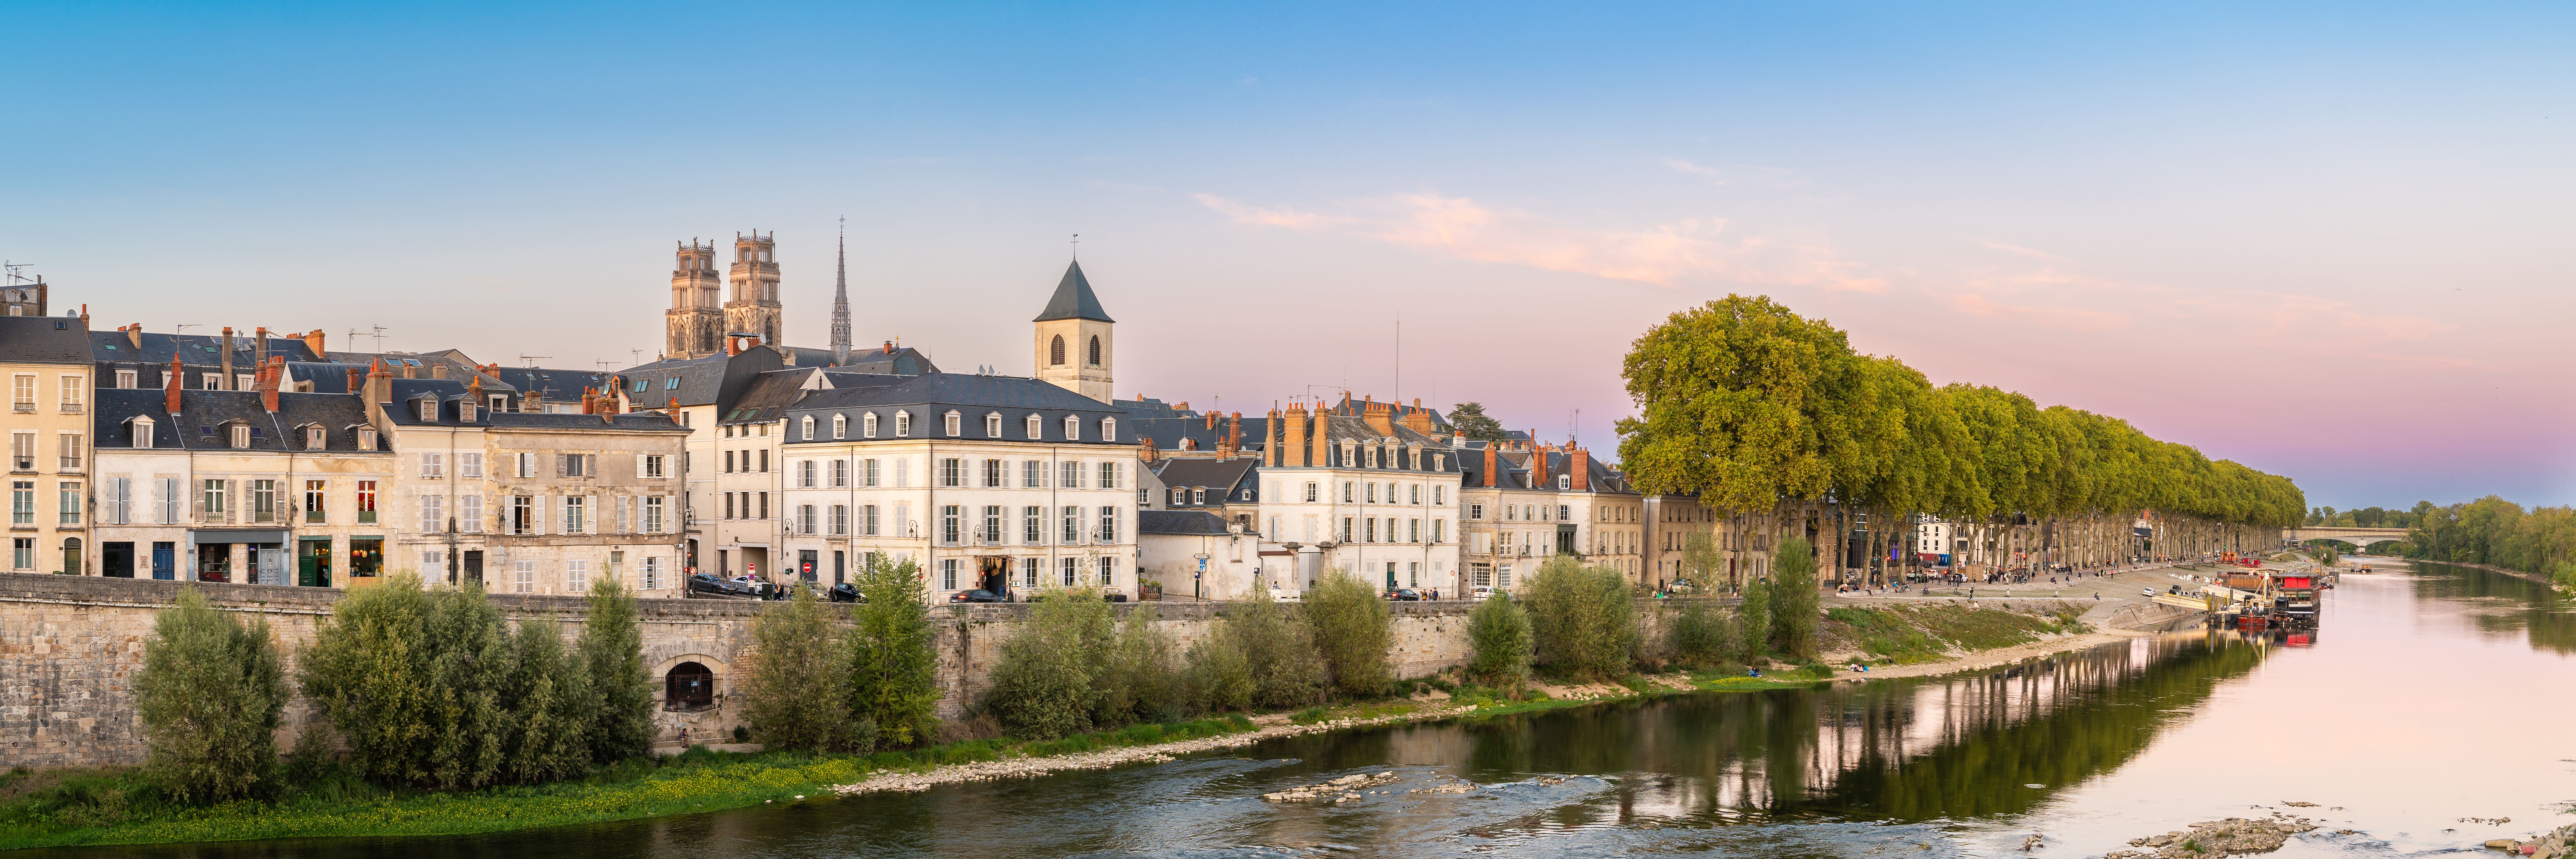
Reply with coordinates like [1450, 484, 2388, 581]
[2384, 497, 2576, 587]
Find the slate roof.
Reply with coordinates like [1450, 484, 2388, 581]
[1138, 510, 1230, 536]
[1113, 395, 1199, 421]
[775, 343, 938, 375]
[1033, 260, 1113, 322]
[819, 371, 909, 390]
[2, 316, 95, 364]
[93, 328, 316, 367]
[484, 412, 686, 432]
[719, 369, 820, 425]
[1149, 457, 1257, 490]
[1126, 416, 1256, 454]
[616, 349, 783, 409]
[782, 373, 1127, 445]
[93, 388, 383, 453]
[1457, 447, 1634, 494]
[487, 365, 613, 403]
[283, 362, 366, 394]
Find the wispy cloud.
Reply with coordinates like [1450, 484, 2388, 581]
[1943, 242, 2457, 345]
[1194, 191, 1885, 292]
[1661, 158, 1805, 189]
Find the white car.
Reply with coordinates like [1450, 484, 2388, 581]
[1470, 586, 1496, 601]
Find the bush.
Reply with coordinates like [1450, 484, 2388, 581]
[134, 587, 286, 804]
[1464, 592, 1532, 687]
[1181, 625, 1254, 713]
[1734, 572, 1771, 661]
[1233, 588, 1328, 709]
[300, 574, 434, 787]
[1768, 537, 1822, 661]
[1304, 573, 1393, 697]
[1523, 556, 1638, 681]
[1668, 601, 1732, 669]
[739, 586, 853, 752]
[498, 618, 591, 784]
[578, 577, 656, 766]
[847, 555, 942, 748]
[419, 583, 513, 791]
[985, 588, 1112, 740]
[1103, 602, 1183, 725]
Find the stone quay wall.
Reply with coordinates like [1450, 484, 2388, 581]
[0, 573, 1710, 768]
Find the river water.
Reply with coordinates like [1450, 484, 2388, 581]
[60, 561, 2576, 858]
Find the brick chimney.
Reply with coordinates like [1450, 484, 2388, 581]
[726, 336, 741, 357]
[253, 327, 269, 369]
[882, 340, 893, 354]
[1220, 412, 1241, 459]
[1483, 445, 1498, 488]
[1361, 396, 1397, 437]
[1181, 437, 1196, 451]
[580, 387, 596, 415]
[301, 329, 326, 357]
[344, 365, 362, 393]
[125, 324, 141, 350]
[1282, 404, 1309, 467]
[1530, 447, 1551, 489]
[1204, 412, 1215, 430]
[1139, 437, 1159, 464]
[1311, 406, 1333, 466]
[1402, 398, 1434, 434]
[220, 327, 235, 390]
[430, 362, 447, 380]
[1570, 446, 1590, 491]
[1265, 406, 1284, 467]
[164, 356, 184, 414]
[365, 358, 392, 407]
[258, 356, 282, 413]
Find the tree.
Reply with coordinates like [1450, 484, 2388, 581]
[1667, 601, 1731, 669]
[578, 577, 655, 765]
[1227, 588, 1327, 709]
[1522, 556, 1639, 681]
[740, 586, 852, 751]
[420, 584, 510, 790]
[1464, 592, 1532, 687]
[1734, 571, 1771, 662]
[1104, 601, 1182, 724]
[986, 588, 1111, 740]
[1768, 537, 1822, 661]
[1678, 532, 1724, 588]
[134, 588, 286, 804]
[300, 573, 434, 787]
[498, 618, 590, 784]
[1449, 401, 1510, 443]
[847, 555, 941, 748]
[1305, 573, 1393, 697]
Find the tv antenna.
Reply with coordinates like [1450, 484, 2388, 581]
[629, 349, 644, 367]
[518, 354, 551, 367]
[1070, 233, 1079, 259]
[348, 326, 387, 351]
[2, 262, 33, 285]
[174, 324, 199, 334]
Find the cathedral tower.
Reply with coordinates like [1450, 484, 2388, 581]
[1033, 259, 1113, 402]
[829, 224, 853, 365]
[725, 231, 783, 347]
[664, 239, 723, 359]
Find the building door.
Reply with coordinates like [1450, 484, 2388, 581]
[799, 549, 819, 582]
[298, 538, 332, 587]
[103, 542, 133, 578]
[832, 550, 845, 586]
[150, 542, 175, 580]
[462, 550, 483, 586]
[1385, 562, 1398, 591]
[61, 538, 82, 576]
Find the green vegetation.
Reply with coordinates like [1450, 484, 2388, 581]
[1825, 607, 1940, 663]
[1447, 401, 1509, 443]
[1767, 537, 1822, 660]
[2382, 497, 2576, 588]
[577, 578, 657, 765]
[133, 588, 286, 805]
[741, 587, 861, 751]
[985, 587, 1117, 740]
[845, 555, 941, 748]
[1524, 557, 1639, 681]
[1465, 591, 1534, 687]
[1304, 573, 1393, 697]
[1735, 575, 1771, 662]
[1666, 600, 1731, 668]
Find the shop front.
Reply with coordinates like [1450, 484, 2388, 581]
[298, 536, 334, 587]
[347, 536, 383, 585]
[191, 529, 286, 585]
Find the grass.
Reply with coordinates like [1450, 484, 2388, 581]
[1825, 607, 1944, 663]
[0, 714, 1259, 852]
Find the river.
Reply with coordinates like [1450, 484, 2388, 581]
[54, 561, 2576, 858]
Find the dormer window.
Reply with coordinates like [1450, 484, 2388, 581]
[1558, 475, 1571, 491]
[894, 411, 911, 437]
[1100, 417, 1116, 442]
[230, 424, 251, 449]
[801, 416, 815, 440]
[306, 426, 324, 450]
[863, 412, 879, 438]
[417, 399, 437, 422]
[1434, 454, 1445, 471]
[985, 413, 1002, 438]
[944, 411, 961, 437]
[1366, 446, 1379, 468]
[459, 401, 476, 422]
[1063, 415, 1080, 441]
[357, 428, 377, 451]
[1026, 414, 1042, 439]
[131, 417, 154, 449]
[832, 414, 846, 439]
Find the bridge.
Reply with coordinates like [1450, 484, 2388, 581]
[2284, 526, 2411, 549]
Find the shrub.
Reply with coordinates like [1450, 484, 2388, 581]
[578, 577, 656, 766]
[1232, 588, 1328, 709]
[1103, 602, 1183, 725]
[1734, 572, 1771, 661]
[1767, 537, 1822, 662]
[299, 574, 434, 787]
[498, 618, 590, 784]
[986, 588, 1112, 740]
[1181, 624, 1254, 713]
[1523, 556, 1638, 681]
[134, 587, 286, 804]
[740, 586, 853, 752]
[1464, 591, 1532, 687]
[1304, 573, 1393, 697]
[1668, 601, 1731, 669]
[847, 555, 942, 747]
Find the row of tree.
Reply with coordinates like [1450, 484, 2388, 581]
[2306, 505, 2422, 529]
[135, 575, 659, 803]
[731, 557, 945, 752]
[2386, 496, 2576, 586]
[1617, 296, 2306, 583]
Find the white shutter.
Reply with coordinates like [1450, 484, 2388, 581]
[584, 454, 597, 478]
[539, 494, 551, 534]
[223, 480, 237, 524]
[635, 454, 646, 479]
[555, 454, 567, 477]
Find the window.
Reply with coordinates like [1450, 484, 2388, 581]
[723, 492, 736, 519]
[459, 452, 483, 478]
[1304, 482, 1319, 503]
[9, 375, 29, 410]
[199, 478, 226, 517]
[895, 458, 909, 487]
[1341, 517, 1354, 542]
[1023, 506, 1042, 543]
[1060, 459, 1082, 489]
[940, 411, 963, 437]
[559, 453, 593, 477]
[863, 412, 879, 438]
[1087, 335, 1101, 367]
[1099, 555, 1116, 585]
[797, 504, 816, 535]
[508, 495, 534, 534]
[830, 504, 848, 536]
[830, 458, 848, 487]
[1365, 518, 1377, 542]
[1191, 488, 1206, 505]
[1100, 417, 1116, 441]
[1410, 484, 1421, 505]
[513, 560, 536, 594]
[1559, 505, 1571, 521]
[1171, 488, 1187, 506]
[516, 452, 537, 477]
[939, 558, 958, 591]
[940, 505, 960, 544]
[985, 413, 1003, 437]
[797, 459, 816, 488]
[461, 494, 482, 533]
[57, 434, 80, 471]
[1559, 476, 1571, 491]
[56, 482, 80, 526]
[1342, 482, 1355, 503]
[11, 537, 28, 570]
[200, 373, 220, 390]
[1366, 446, 1379, 468]
[862, 504, 880, 536]
[1022, 459, 1044, 487]
[983, 459, 1003, 488]
[564, 496, 587, 534]
[230, 425, 251, 449]
[1023, 557, 1041, 589]
[1098, 506, 1118, 542]
[644, 496, 664, 533]
[1062, 556, 1078, 586]
[940, 458, 963, 487]
[417, 398, 437, 422]
[1049, 334, 1066, 366]
[642, 454, 665, 478]
[895, 411, 911, 437]
[832, 414, 847, 439]
[982, 505, 1001, 543]
[1410, 518, 1421, 543]
[357, 428, 377, 451]
[1062, 505, 1080, 543]
[757, 492, 768, 519]
[863, 458, 880, 487]
[1097, 461, 1118, 490]
[132, 419, 154, 450]
[800, 416, 814, 440]
[1026, 414, 1043, 439]
[1064, 415, 1080, 440]
[8, 481, 29, 525]
[641, 556, 665, 591]
[420, 493, 443, 531]
[1471, 503, 1484, 520]
[420, 452, 444, 479]
[1434, 485, 1445, 506]
[1433, 518, 1446, 543]
[1366, 483, 1377, 504]
[115, 369, 136, 389]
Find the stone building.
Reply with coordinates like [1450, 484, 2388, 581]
[1033, 260, 1114, 403]
[3, 315, 95, 574]
[665, 239, 725, 360]
[1255, 398, 1462, 595]
[1455, 439, 1640, 591]
[724, 232, 784, 349]
[774, 373, 1139, 602]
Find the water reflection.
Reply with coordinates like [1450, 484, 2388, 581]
[2406, 561, 2576, 654]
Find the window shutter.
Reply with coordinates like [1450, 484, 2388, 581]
[616, 495, 629, 533]
[539, 494, 551, 534]
[587, 495, 599, 535]
[585, 454, 597, 477]
[635, 454, 646, 478]
[555, 454, 567, 477]
[224, 480, 237, 524]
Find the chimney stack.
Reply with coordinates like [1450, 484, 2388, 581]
[254, 327, 269, 369]
[164, 356, 184, 415]
[365, 358, 392, 406]
[302, 329, 326, 358]
[431, 362, 446, 380]
[1570, 446, 1591, 492]
[220, 327, 236, 390]
[1220, 412, 1241, 459]
[1181, 437, 1196, 451]
[78, 304, 88, 326]
[1139, 437, 1159, 463]
[1483, 445, 1498, 488]
[1403, 398, 1435, 434]
[882, 340, 893, 354]
[1283, 403, 1309, 467]
[345, 365, 362, 393]
[259, 356, 282, 413]
[1265, 406, 1284, 467]
[125, 324, 141, 350]
[1311, 403, 1333, 466]
[1531, 446, 1552, 489]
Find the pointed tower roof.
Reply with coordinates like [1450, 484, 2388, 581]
[830, 220, 853, 364]
[1033, 260, 1115, 323]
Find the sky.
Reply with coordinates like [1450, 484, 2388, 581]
[5, 2, 2570, 510]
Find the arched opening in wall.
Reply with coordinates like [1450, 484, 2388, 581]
[1049, 335, 1066, 366]
[665, 662, 716, 711]
[1087, 335, 1101, 367]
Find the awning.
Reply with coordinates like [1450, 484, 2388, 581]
[192, 529, 286, 545]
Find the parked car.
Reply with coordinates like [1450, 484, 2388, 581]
[1469, 586, 1496, 601]
[1267, 587, 1302, 602]
[1101, 588, 1130, 603]
[2142, 587, 2158, 597]
[1385, 588, 1424, 601]
[829, 582, 864, 603]
[948, 589, 1004, 604]
[688, 573, 758, 599]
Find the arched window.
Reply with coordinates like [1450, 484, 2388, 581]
[895, 411, 912, 437]
[132, 417, 155, 449]
[985, 412, 1003, 437]
[862, 412, 878, 438]
[832, 414, 847, 439]
[1049, 335, 1066, 366]
[1026, 414, 1043, 439]
[800, 416, 815, 440]
[1100, 417, 1116, 441]
[1087, 335, 1102, 367]
[664, 662, 715, 711]
[943, 410, 962, 437]
[1063, 415, 1080, 440]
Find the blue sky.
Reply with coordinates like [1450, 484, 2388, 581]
[6, 2, 2570, 508]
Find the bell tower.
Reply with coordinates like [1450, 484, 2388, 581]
[725, 230, 783, 347]
[1033, 259, 1113, 402]
[664, 239, 723, 359]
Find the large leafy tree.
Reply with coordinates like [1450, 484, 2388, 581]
[1448, 402, 1510, 442]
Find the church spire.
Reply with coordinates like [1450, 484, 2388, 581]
[830, 216, 852, 365]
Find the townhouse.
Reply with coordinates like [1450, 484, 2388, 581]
[1455, 440, 1641, 592]
[1253, 398, 1463, 595]
[4, 315, 96, 574]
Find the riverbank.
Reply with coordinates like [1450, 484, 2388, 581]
[2395, 557, 2571, 591]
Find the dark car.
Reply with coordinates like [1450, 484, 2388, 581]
[829, 582, 864, 603]
[948, 589, 1004, 603]
[688, 573, 758, 599]
[1385, 588, 1424, 601]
